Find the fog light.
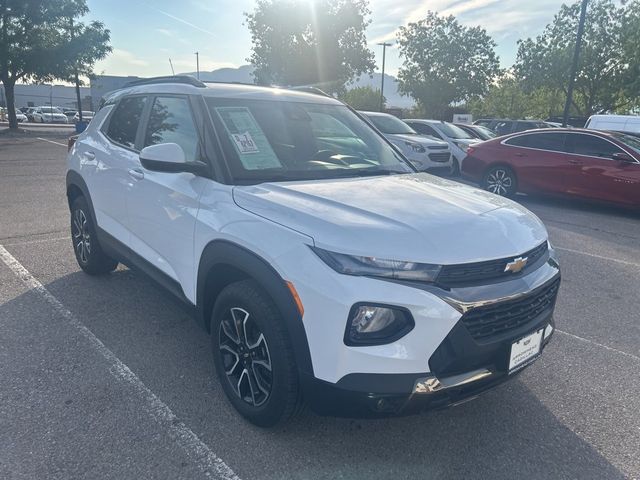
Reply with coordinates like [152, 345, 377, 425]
[345, 304, 414, 346]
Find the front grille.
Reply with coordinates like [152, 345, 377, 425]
[461, 278, 560, 341]
[428, 152, 451, 163]
[436, 241, 548, 287]
[428, 145, 448, 150]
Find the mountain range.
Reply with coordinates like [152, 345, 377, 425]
[180, 65, 414, 108]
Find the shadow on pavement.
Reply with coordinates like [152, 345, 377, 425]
[0, 264, 628, 480]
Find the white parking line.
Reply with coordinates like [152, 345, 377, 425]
[0, 244, 241, 480]
[555, 246, 640, 268]
[37, 137, 67, 147]
[556, 329, 640, 362]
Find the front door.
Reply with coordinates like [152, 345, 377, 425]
[126, 95, 209, 302]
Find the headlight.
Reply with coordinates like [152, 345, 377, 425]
[404, 141, 426, 153]
[345, 304, 414, 346]
[311, 247, 441, 282]
[454, 141, 469, 151]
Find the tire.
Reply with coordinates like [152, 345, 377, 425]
[70, 196, 118, 275]
[450, 158, 460, 176]
[482, 165, 518, 197]
[211, 279, 302, 427]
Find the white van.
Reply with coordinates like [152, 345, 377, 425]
[585, 114, 640, 134]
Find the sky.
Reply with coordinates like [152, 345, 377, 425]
[86, 0, 578, 79]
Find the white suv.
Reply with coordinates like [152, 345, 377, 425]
[66, 76, 560, 427]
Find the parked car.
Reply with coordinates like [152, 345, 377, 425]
[67, 76, 560, 427]
[360, 111, 453, 174]
[404, 119, 480, 174]
[585, 114, 640, 135]
[462, 128, 640, 208]
[454, 123, 496, 141]
[474, 119, 552, 136]
[16, 111, 28, 123]
[25, 107, 38, 122]
[73, 110, 94, 123]
[0, 107, 28, 123]
[32, 106, 69, 124]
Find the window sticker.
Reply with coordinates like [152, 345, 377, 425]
[215, 107, 282, 170]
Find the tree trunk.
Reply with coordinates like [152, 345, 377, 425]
[75, 72, 82, 122]
[3, 80, 18, 130]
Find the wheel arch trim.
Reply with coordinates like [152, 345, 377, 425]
[196, 239, 314, 376]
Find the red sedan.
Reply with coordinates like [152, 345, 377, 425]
[462, 128, 640, 208]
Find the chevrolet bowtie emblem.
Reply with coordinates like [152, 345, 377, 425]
[505, 256, 528, 273]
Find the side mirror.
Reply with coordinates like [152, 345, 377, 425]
[612, 152, 635, 163]
[139, 143, 208, 175]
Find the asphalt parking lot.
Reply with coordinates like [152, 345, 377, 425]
[1, 132, 639, 479]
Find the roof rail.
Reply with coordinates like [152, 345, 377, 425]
[288, 86, 332, 98]
[124, 75, 206, 88]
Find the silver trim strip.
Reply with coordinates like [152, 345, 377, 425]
[413, 368, 493, 394]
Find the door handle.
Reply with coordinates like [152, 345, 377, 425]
[128, 168, 144, 181]
[568, 159, 582, 165]
[514, 152, 526, 157]
[84, 151, 95, 160]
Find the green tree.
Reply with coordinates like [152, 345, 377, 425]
[515, 0, 631, 116]
[0, 0, 111, 130]
[339, 86, 384, 110]
[468, 74, 565, 119]
[245, 0, 375, 94]
[396, 11, 501, 120]
[620, 0, 640, 111]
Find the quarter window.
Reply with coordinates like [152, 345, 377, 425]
[106, 96, 147, 149]
[144, 96, 200, 162]
[566, 133, 624, 159]
[505, 133, 566, 152]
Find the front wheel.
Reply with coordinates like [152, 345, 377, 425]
[482, 166, 518, 197]
[211, 280, 302, 427]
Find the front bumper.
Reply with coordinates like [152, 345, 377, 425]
[302, 318, 555, 417]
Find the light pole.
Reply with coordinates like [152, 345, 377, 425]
[378, 42, 392, 112]
[563, 0, 588, 127]
[194, 52, 200, 80]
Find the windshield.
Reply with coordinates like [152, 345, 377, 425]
[365, 114, 416, 135]
[206, 99, 413, 184]
[474, 125, 496, 138]
[610, 132, 640, 154]
[41, 107, 62, 114]
[435, 122, 475, 139]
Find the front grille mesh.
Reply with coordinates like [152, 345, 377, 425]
[436, 242, 548, 287]
[428, 152, 451, 163]
[461, 278, 560, 341]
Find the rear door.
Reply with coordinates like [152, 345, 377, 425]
[564, 132, 640, 205]
[126, 94, 210, 300]
[501, 132, 569, 193]
[89, 95, 148, 244]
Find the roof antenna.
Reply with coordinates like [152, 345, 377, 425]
[169, 58, 175, 76]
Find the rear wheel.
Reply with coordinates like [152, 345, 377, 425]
[482, 166, 517, 197]
[70, 196, 118, 275]
[211, 280, 302, 427]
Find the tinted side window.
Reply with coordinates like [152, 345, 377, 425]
[567, 134, 623, 159]
[144, 96, 200, 161]
[506, 133, 566, 152]
[515, 121, 536, 132]
[494, 121, 513, 135]
[106, 96, 147, 149]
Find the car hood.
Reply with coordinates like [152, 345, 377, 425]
[387, 133, 449, 148]
[232, 173, 547, 264]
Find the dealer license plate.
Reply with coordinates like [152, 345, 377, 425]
[509, 328, 544, 373]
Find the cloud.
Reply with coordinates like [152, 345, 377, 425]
[109, 49, 149, 67]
